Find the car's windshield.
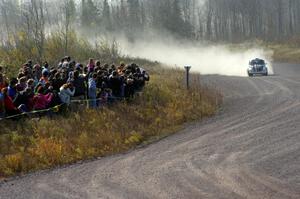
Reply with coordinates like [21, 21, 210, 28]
[251, 59, 265, 65]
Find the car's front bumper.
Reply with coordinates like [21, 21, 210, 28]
[248, 68, 268, 75]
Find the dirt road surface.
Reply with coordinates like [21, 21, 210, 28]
[0, 63, 299, 199]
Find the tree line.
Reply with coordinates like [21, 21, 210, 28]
[0, 0, 299, 45]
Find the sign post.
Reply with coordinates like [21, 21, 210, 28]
[184, 66, 191, 89]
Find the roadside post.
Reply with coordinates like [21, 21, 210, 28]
[184, 66, 192, 89]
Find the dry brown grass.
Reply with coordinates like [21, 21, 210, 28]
[0, 32, 222, 178]
[267, 44, 300, 63]
[251, 39, 300, 63]
[220, 40, 300, 64]
[0, 67, 221, 178]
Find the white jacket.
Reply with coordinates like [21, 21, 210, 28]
[59, 87, 75, 105]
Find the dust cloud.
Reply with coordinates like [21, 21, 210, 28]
[119, 38, 274, 77]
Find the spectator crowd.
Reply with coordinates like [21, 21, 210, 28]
[0, 57, 150, 118]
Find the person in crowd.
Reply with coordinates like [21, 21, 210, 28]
[88, 73, 97, 108]
[66, 56, 71, 63]
[8, 78, 18, 100]
[51, 72, 63, 92]
[119, 75, 126, 98]
[59, 56, 71, 68]
[99, 88, 113, 105]
[0, 73, 7, 90]
[17, 72, 25, 81]
[34, 82, 42, 93]
[0, 58, 150, 118]
[13, 87, 34, 112]
[125, 75, 135, 98]
[73, 70, 86, 100]
[58, 58, 65, 68]
[83, 66, 89, 78]
[49, 69, 57, 81]
[42, 61, 49, 74]
[26, 60, 33, 69]
[62, 61, 69, 69]
[33, 85, 53, 110]
[109, 71, 121, 98]
[87, 58, 95, 73]
[67, 71, 74, 83]
[40, 70, 49, 86]
[75, 63, 83, 71]
[59, 83, 75, 106]
[117, 63, 125, 75]
[43, 82, 54, 95]
[16, 76, 27, 92]
[23, 66, 33, 80]
[2, 87, 21, 116]
[95, 60, 101, 71]
[0, 89, 5, 118]
[26, 79, 35, 92]
[33, 64, 42, 84]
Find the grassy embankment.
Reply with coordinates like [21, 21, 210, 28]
[267, 44, 300, 63]
[256, 39, 300, 63]
[269, 36, 300, 63]
[0, 33, 222, 178]
[228, 39, 300, 63]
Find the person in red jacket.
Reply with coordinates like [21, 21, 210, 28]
[1, 87, 20, 116]
[0, 89, 5, 118]
[33, 86, 53, 110]
[0, 73, 8, 91]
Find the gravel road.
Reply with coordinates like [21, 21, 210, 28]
[0, 63, 299, 199]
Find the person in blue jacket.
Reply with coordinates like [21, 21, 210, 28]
[8, 78, 18, 100]
[88, 73, 97, 108]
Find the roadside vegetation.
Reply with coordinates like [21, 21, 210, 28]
[267, 44, 300, 63]
[225, 39, 300, 64]
[0, 33, 222, 178]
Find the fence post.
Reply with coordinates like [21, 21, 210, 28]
[184, 66, 191, 89]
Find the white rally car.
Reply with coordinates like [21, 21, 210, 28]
[247, 58, 268, 77]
